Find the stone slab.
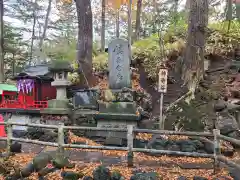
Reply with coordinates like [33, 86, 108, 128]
[41, 108, 71, 115]
[96, 120, 137, 139]
[108, 39, 131, 89]
[105, 137, 123, 146]
[47, 99, 70, 109]
[98, 102, 137, 114]
[178, 163, 213, 169]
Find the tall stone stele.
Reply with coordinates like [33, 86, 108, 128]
[95, 39, 140, 144]
[41, 60, 72, 115]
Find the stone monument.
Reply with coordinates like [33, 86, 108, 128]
[95, 39, 140, 145]
[40, 60, 72, 125]
[108, 39, 131, 89]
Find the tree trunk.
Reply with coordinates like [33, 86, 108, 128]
[101, 0, 105, 51]
[173, 0, 178, 34]
[152, 0, 157, 34]
[12, 53, 15, 77]
[128, 0, 132, 61]
[38, 0, 52, 61]
[185, 0, 190, 23]
[183, 0, 208, 99]
[226, 0, 232, 20]
[75, 0, 97, 87]
[0, 0, 4, 82]
[29, 0, 37, 65]
[116, 9, 120, 38]
[134, 0, 142, 41]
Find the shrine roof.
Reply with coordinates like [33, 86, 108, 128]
[23, 64, 49, 76]
[12, 64, 53, 81]
[0, 84, 17, 94]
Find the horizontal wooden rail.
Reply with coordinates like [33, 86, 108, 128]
[63, 144, 128, 151]
[217, 155, 240, 169]
[0, 122, 58, 129]
[218, 134, 240, 147]
[134, 129, 213, 137]
[132, 148, 214, 158]
[63, 125, 127, 132]
[11, 137, 58, 147]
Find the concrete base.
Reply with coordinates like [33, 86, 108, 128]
[95, 101, 139, 141]
[97, 120, 137, 139]
[41, 99, 71, 115]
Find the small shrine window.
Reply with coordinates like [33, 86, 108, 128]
[58, 72, 63, 80]
[64, 72, 67, 79]
[4, 95, 16, 100]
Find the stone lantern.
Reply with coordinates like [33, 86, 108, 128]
[51, 69, 71, 100]
[40, 60, 73, 123]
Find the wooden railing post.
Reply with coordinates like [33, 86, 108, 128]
[6, 121, 12, 154]
[127, 125, 134, 167]
[213, 129, 220, 174]
[58, 123, 64, 154]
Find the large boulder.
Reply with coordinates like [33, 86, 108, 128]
[177, 176, 188, 180]
[216, 110, 239, 136]
[212, 176, 234, 180]
[83, 176, 94, 180]
[193, 177, 208, 180]
[135, 90, 152, 112]
[93, 165, 111, 180]
[61, 171, 84, 180]
[27, 127, 45, 139]
[176, 140, 197, 152]
[130, 172, 160, 180]
[111, 171, 125, 180]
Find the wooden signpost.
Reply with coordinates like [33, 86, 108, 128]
[158, 67, 168, 130]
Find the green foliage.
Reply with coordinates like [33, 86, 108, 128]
[43, 38, 77, 62]
[49, 59, 72, 72]
[93, 52, 108, 71]
[3, 23, 29, 77]
[207, 20, 240, 54]
[132, 20, 240, 81]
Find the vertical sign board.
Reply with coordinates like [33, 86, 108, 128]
[158, 68, 168, 130]
[158, 68, 168, 93]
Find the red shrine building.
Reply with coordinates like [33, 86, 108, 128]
[0, 64, 56, 112]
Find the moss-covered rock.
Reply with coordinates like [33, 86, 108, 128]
[92, 165, 111, 180]
[130, 172, 161, 180]
[111, 170, 125, 180]
[61, 171, 84, 180]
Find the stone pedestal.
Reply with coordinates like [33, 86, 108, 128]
[95, 102, 140, 145]
[41, 99, 71, 115]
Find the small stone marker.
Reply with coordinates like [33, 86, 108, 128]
[108, 39, 131, 89]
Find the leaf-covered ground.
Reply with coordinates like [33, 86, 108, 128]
[0, 131, 238, 179]
[1, 133, 235, 179]
[0, 150, 233, 180]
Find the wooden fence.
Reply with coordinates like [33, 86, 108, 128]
[0, 121, 240, 174]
